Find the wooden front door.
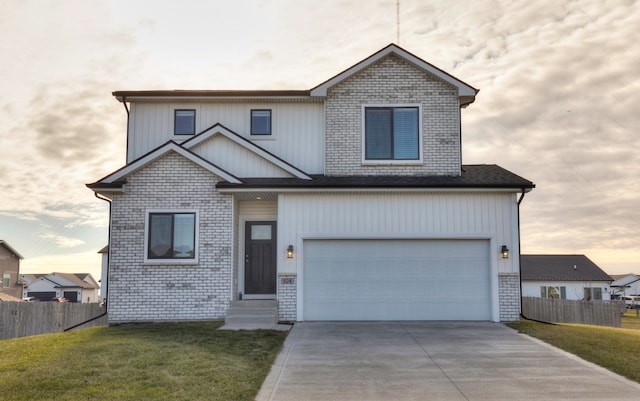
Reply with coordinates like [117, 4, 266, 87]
[244, 222, 277, 294]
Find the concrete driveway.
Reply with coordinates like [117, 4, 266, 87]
[257, 321, 640, 401]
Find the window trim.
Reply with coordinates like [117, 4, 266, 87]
[174, 109, 196, 136]
[2, 273, 10, 288]
[144, 209, 199, 265]
[361, 104, 423, 165]
[250, 109, 272, 136]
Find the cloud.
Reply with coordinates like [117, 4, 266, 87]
[39, 232, 85, 248]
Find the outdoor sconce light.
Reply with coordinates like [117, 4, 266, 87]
[287, 245, 294, 259]
[501, 245, 509, 259]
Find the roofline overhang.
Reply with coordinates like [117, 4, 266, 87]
[112, 90, 320, 103]
[217, 186, 534, 194]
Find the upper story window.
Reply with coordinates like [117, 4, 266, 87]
[2, 273, 10, 288]
[364, 106, 420, 161]
[146, 211, 197, 262]
[174, 109, 195, 135]
[251, 109, 271, 135]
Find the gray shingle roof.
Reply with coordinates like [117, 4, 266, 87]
[521, 255, 613, 282]
[216, 165, 535, 190]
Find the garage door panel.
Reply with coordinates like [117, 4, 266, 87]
[303, 239, 491, 321]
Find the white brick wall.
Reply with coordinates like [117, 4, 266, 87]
[325, 54, 461, 176]
[499, 273, 521, 322]
[107, 152, 233, 323]
[277, 274, 297, 322]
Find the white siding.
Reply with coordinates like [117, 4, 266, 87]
[190, 136, 293, 178]
[278, 192, 520, 274]
[127, 102, 324, 174]
[522, 281, 612, 301]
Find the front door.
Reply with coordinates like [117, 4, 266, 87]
[244, 221, 277, 295]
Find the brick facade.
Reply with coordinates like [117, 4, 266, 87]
[107, 152, 233, 323]
[499, 273, 521, 322]
[325, 54, 461, 176]
[277, 273, 297, 322]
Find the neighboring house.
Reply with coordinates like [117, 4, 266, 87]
[21, 273, 100, 303]
[521, 255, 613, 301]
[0, 292, 23, 302]
[88, 44, 535, 324]
[98, 245, 109, 302]
[0, 240, 24, 299]
[610, 274, 640, 298]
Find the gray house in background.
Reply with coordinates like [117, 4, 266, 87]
[521, 255, 613, 301]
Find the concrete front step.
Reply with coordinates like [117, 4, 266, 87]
[225, 315, 278, 325]
[220, 299, 283, 330]
[230, 300, 278, 308]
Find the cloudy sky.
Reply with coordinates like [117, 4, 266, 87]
[1, 0, 639, 280]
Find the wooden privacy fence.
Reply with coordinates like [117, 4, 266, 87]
[522, 296, 623, 327]
[0, 302, 108, 340]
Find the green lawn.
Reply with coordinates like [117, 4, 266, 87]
[622, 308, 640, 330]
[508, 319, 640, 383]
[0, 321, 287, 401]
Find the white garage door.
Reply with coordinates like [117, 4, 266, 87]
[303, 239, 491, 320]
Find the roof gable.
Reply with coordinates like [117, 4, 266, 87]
[310, 44, 478, 106]
[611, 274, 640, 287]
[182, 123, 311, 180]
[521, 255, 613, 282]
[0, 240, 24, 259]
[87, 141, 242, 190]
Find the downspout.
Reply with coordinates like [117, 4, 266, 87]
[64, 192, 112, 331]
[517, 188, 553, 324]
[122, 96, 130, 163]
[458, 106, 463, 174]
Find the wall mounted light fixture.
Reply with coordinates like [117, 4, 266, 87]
[501, 245, 509, 259]
[287, 245, 294, 258]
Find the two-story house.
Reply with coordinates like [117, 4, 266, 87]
[88, 44, 534, 324]
[0, 240, 24, 299]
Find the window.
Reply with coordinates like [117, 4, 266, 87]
[147, 212, 196, 260]
[364, 106, 419, 160]
[174, 110, 195, 135]
[541, 286, 566, 299]
[584, 287, 603, 301]
[2, 273, 10, 288]
[251, 109, 271, 135]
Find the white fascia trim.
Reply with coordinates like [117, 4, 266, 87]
[218, 187, 528, 194]
[310, 45, 476, 98]
[183, 126, 312, 180]
[101, 142, 242, 184]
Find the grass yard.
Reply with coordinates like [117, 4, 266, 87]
[507, 319, 640, 383]
[622, 308, 640, 330]
[0, 321, 287, 401]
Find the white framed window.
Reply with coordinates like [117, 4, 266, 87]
[541, 286, 566, 299]
[2, 273, 10, 288]
[174, 109, 196, 135]
[584, 287, 602, 301]
[251, 109, 272, 136]
[144, 209, 199, 264]
[362, 105, 422, 163]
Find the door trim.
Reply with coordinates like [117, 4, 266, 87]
[244, 221, 277, 296]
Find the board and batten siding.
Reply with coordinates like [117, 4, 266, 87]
[278, 192, 521, 275]
[189, 136, 293, 178]
[127, 102, 325, 174]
